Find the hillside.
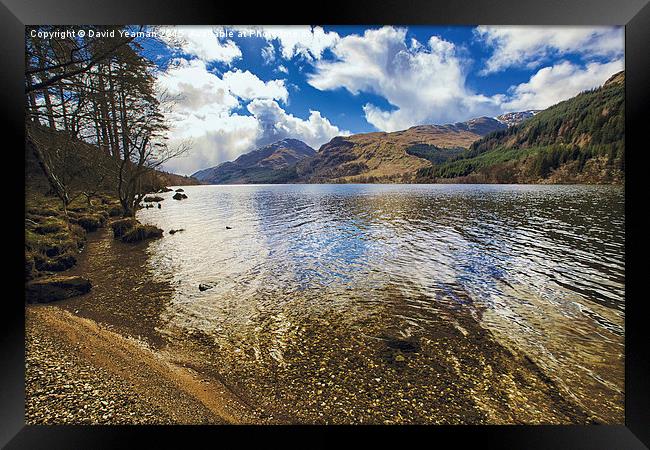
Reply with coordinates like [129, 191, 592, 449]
[416, 71, 625, 184]
[153, 171, 203, 187]
[26, 123, 200, 198]
[296, 117, 507, 183]
[192, 139, 316, 184]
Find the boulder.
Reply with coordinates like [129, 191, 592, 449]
[169, 228, 185, 235]
[199, 283, 214, 291]
[172, 193, 188, 200]
[26, 275, 91, 303]
[143, 195, 165, 203]
[175, 188, 184, 192]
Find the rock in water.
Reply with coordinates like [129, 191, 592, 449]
[172, 193, 188, 200]
[26, 275, 91, 303]
[199, 283, 214, 292]
[175, 188, 184, 192]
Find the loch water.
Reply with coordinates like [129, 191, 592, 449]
[134, 183, 624, 423]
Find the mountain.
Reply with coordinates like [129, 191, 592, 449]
[192, 138, 316, 184]
[416, 71, 625, 184]
[496, 110, 540, 127]
[296, 117, 507, 183]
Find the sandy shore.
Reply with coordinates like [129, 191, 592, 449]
[26, 305, 255, 424]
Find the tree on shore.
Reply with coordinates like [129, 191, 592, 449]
[25, 25, 187, 217]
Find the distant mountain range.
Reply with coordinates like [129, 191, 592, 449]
[193, 117, 508, 184]
[295, 117, 507, 183]
[192, 72, 624, 185]
[192, 138, 316, 184]
[496, 110, 540, 127]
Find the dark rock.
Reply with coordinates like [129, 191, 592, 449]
[199, 283, 214, 291]
[225, 226, 232, 230]
[169, 229, 185, 235]
[143, 195, 164, 203]
[157, 204, 161, 209]
[26, 275, 91, 303]
[384, 337, 421, 353]
[175, 188, 184, 192]
[172, 193, 188, 200]
[157, 187, 173, 193]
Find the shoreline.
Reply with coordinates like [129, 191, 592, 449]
[24, 188, 621, 425]
[26, 305, 255, 424]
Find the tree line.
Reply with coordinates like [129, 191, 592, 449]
[25, 25, 188, 216]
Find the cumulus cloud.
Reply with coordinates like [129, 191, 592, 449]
[502, 59, 625, 111]
[158, 26, 242, 64]
[307, 26, 624, 131]
[155, 26, 624, 174]
[247, 99, 349, 148]
[475, 26, 624, 74]
[308, 27, 501, 131]
[156, 58, 344, 174]
[222, 70, 288, 103]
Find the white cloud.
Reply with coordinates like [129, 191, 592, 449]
[156, 58, 344, 175]
[222, 70, 288, 103]
[475, 26, 624, 74]
[261, 43, 276, 64]
[307, 26, 624, 132]
[158, 26, 242, 64]
[247, 99, 349, 149]
[233, 26, 340, 61]
[308, 27, 501, 131]
[502, 59, 625, 111]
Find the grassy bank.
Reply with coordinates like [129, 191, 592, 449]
[25, 190, 165, 286]
[25, 192, 121, 281]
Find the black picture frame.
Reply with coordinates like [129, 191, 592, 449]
[2, 0, 648, 447]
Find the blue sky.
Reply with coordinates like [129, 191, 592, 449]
[137, 25, 624, 175]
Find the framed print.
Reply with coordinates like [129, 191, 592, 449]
[1, 0, 649, 447]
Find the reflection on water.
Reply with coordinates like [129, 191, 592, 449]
[136, 184, 624, 423]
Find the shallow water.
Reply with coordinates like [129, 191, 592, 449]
[136, 183, 624, 423]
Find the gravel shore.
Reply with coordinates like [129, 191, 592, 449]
[26, 308, 174, 424]
[26, 306, 253, 424]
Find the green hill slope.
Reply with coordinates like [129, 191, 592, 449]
[416, 71, 625, 184]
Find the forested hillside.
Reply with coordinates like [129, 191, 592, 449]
[416, 71, 625, 184]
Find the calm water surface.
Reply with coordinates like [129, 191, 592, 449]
[138, 184, 624, 422]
